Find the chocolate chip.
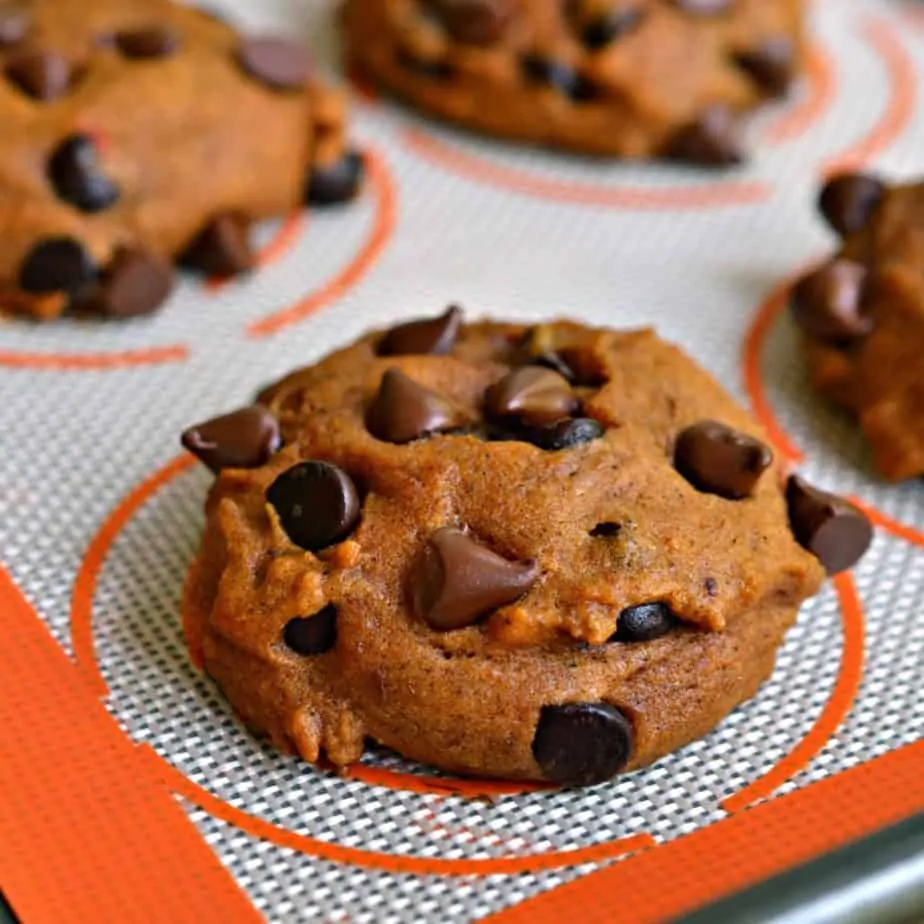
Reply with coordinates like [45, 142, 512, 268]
[790, 259, 872, 343]
[434, 0, 511, 45]
[613, 603, 676, 642]
[89, 247, 173, 318]
[396, 47, 453, 79]
[180, 213, 255, 276]
[485, 367, 578, 427]
[532, 702, 633, 786]
[522, 55, 597, 102]
[734, 36, 795, 97]
[672, 0, 732, 14]
[0, 7, 30, 46]
[674, 420, 772, 500]
[115, 26, 181, 59]
[367, 368, 466, 444]
[518, 326, 577, 382]
[182, 406, 281, 473]
[786, 476, 872, 575]
[378, 305, 462, 356]
[306, 151, 365, 206]
[818, 173, 884, 237]
[267, 461, 361, 552]
[590, 522, 621, 538]
[237, 36, 312, 91]
[704, 576, 718, 596]
[412, 527, 539, 630]
[283, 604, 337, 655]
[47, 134, 120, 213]
[529, 417, 604, 451]
[5, 51, 71, 101]
[580, 7, 645, 50]
[19, 237, 97, 295]
[666, 105, 744, 167]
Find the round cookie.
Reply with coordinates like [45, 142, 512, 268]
[342, 0, 804, 162]
[792, 174, 924, 481]
[181, 310, 871, 785]
[0, 0, 364, 321]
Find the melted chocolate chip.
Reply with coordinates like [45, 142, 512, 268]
[378, 305, 462, 356]
[666, 105, 744, 167]
[237, 36, 312, 90]
[786, 476, 873, 575]
[818, 173, 884, 237]
[674, 420, 773, 499]
[434, 0, 511, 45]
[306, 151, 365, 206]
[5, 50, 72, 101]
[532, 702, 634, 786]
[115, 26, 181, 59]
[180, 213, 255, 276]
[283, 604, 338, 655]
[529, 417, 604, 451]
[91, 247, 174, 318]
[589, 522, 621, 538]
[412, 527, 539, 630]
[266, 461, 361, 552]
[485, 367, 578, 427]
[182, 405, 281, 473]
[19, 237, 97, 295]
[366, 369, 466, 444]
[613, 603, 677, 642]
[790, 259, 872, 343]
[580, 7, 645, 50]
[522, 55, 597, 102]
[734, 36, 795, 97]
[48, 134, 120, 213]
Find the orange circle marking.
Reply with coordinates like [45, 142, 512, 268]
[742, 272, 924, 547]
[764, 42, 838, 146]
[400, 127, 769, 210]
[823, 16, 916, 173]
[71, 454, 865, 871]
[246, 148, 397, 338]
[0, 344, 190, 371]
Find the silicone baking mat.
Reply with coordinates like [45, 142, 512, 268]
[2, 0, 924, 921]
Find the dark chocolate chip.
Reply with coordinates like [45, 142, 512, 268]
[434, 0, 512, 45]
[674, 420, 773, 499]
[485, 366, 578, 427]
[306, 150, 365, 206]
[522, 55, 597, 102]
[115, 26, 181, 59]
[378, 305, 462, 356]
[237, 36, 312, 91]
[532, 702, 633, 786]
[818, 173, 885, 237]
[704, 576, 719, 597]
[19, 237, 97, 295]
[5, 51, 72, 101]
[790, 258, 872, 343]
[529, 352, 576, 382]
[786, 476, 872, 575]
[47, 134, 120, 213]
[180, 212, 255, 277]
[366, 368, 466, 444]
[396, 47, 453, 79]
[518, 326, 578, 382]
[0, 6, 30, 46]
[672, 0, 732, 14]
[182, 406, 281, 473]
[589, 522, 621, 538]
[266, 461, 361, 552]
[90, 247, 174, 318]
[666, 105, 744, 167]
[529, 417, 604, 451]
[734, 36, 795, 97]
[283, 604, 338, 655]
[412, 527, 539, 630]
[580, 7, 645, 50]
[613, 602, 676, 642]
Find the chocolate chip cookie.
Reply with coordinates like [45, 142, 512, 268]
[792, 174, 924, 481]
[342, 0, 803, 163]
[0, 0, 364, 321]
[182, 310, 871, 785]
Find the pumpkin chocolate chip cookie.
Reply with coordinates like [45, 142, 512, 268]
[181, 310, 871, 785]
[792, 173, 924, 480]
[0, 0, 363, 321]
[342, 0, 804, 163]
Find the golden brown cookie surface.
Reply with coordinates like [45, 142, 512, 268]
[0, 0, 362, 320]
[342, 0, 804, 161]
[182, 312, 873, 785]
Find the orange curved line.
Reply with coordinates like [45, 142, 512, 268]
[205, 211, 307, 292]
[764, 42, 838, 145]
[70, 453, 197, 696]
[850, 498, 924, 548]
[246, 148, 397, 337]
[0, 345, 189, 371]
[400, 127, 769, 210]
[342, 762, 548, 798]
[824, 16, 917, 173]
[741, 277, 806, 465]
[722, 572, 865, 813]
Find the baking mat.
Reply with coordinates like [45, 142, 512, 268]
[2, 0, 924, 921]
